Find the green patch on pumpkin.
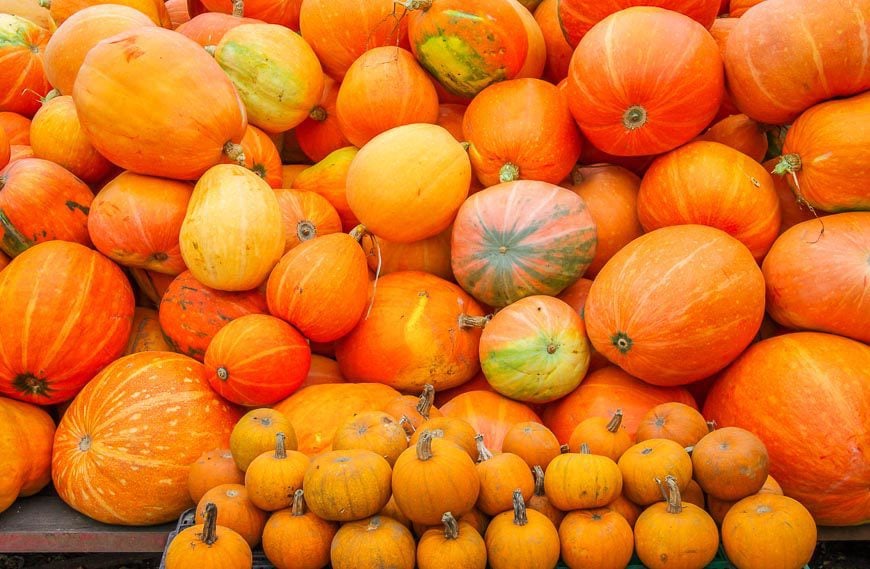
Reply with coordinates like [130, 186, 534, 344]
[414, 30, 504, 98]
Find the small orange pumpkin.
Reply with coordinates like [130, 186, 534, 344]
[501, 422, 561, 471]
[188, 449, 245, 504]
[262, 489, 338, 569]
[543, 443, 623, 510]
[195, 484, 267, 548]
[302, 449, 393, 522]
[568, 409, 633, 461]
[618, 439, 693, 506]
[692, 426, 769, 501]
[330, 515, 416, 569]
[559, 508, 634, 569]
[475, 433, 535, 516]
[165, 502, 252, 569]
[417, 512, 487, 569]
[485, 489, 560, 569]
[229, 408, 297, 471]
[244, 432, 310, 512]
[636, 402, 711, 448]
[332, 411, 408, 466]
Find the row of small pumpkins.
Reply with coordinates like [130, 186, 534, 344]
[165, 402, 818, 569]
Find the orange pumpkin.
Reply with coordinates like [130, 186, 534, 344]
[417, 511, 487, 569]
[175, 12, 261, 46]
[303, 449, 393, 522]
[229, 408, 297, 471]
[165, 502, 252, 569]
[485, 490, 560, 569]
[559, 508, 634, 569]
[291, 146, 360, 232]
[440, 390, 542, 452]
[607, 493, 642, 528]
[129, 269, 175, 306]
[435, 103, 466, 142]
[124, 307, 174, 355]
[693, 426, 770, 501]
[0, 397, 55, 514]
[273, 189, 342, 254]
[330, 515, 416, 569]
[501, 422, 561, 471]
[533, 0, 573, 83]
[197, 0, 301, 29]
[568, 409, 633, 461]
[475, 434, 535, 516]
[360, 227, 454, 281]
[47, 0, 170, 26]
[527, 465, 564, 528]
[0, 0, 55, 31]
[409, 416, 478, 460]
[52, 352, 240, 524]
[261, 489, 338, 569]
[332, 411, 408, 466]
[295, 76, 350, 162]
[244, 432, 310, 512]
[618, 439, 693, 506]
[188, 449, 245, 504]
[299, 355, 345, 389]
[0, 15, 51, 117]
[195, 484, 267, 548]
[636, 402, 710, 448]
[696, 113, 768, 162]
[164, 0, 189, 27]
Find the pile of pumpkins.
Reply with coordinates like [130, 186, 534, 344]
[165, 402, 819, 569]
[0, 0, 868, 566]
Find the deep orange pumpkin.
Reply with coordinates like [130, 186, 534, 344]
[585, 225, 765, 386]
[693, 426, 769, 501]
[0, 242, 134, 405]
[559, 508, 634, 569]
[0, 15, 51, 117]
[0, 397, 55, 514]
[533, 0, 573, 83]
[188, 449, 245, 504]
[566, 7, 723, 156]
[227, 125, 282, 188]
[635, 402, 710, 448]
[295, 76, 351, 163]
[52, 352, 240, 525]
[764, 158, 818, 234]
[291, 146, 360, 232]
[703, 332, 869, 526]
[197, 0, 301, 29]
[360, 227, 454, 281]
[273, 189, 342, 254]
[175, 12, 262, 46]
[501, 422, 561, 471]
[696, 113, 768, 162]
[0, 112, 30, 144]
[47, 0, 170, 26]
[440, 390, 542, 452]
[195, 484, 268, 548]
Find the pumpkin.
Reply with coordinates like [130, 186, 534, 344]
[244, 432, 310, 512]
[567, 409, 633, 461]
[381, 384, 442, 430]
[451, 180, 597, 307]
[188, 449, 245, 504]
[0, 251, 8, 272]
[417, 512, 487, 569]
[197, 0, 301, 29]
[636, 402, 710, 448]
[763, 213, 869, 343]
[204, 314, 311, 406]
[0, 241, 133, 405]
[346, 123, 470, 243]
[772, 92, 870, 213]
[618, 439, 693, 506]
[0, 397, 55, 514]
[46, 0, 170, 26]
[607, 494, 642, 528]
[230, 408, 296, 471]
[707, 474, 785, 525]
[722, 494, 817, 569]
[724, 0, 870, 124]
[360, 227, 454, 281]
[299, 355, 345, 389]
[42, 5, 156, 96]
[485, 490, 560, 569]
[543, 443, 623, 510]
[728, 0, 764, 16]
[511, 0, 546, 80]
[165, 0, 188, 27]
[391, 430, 480, 525]
[296, 76, 351, 162]
[336, 46, 439, 148]
[6, 144, 31, 163]
[272, 383, 401, 455]
[214, 23, 323, 134]
[501, 422, 561, 471]
[562, 164, 643, 278]
[585, 225, 765, 386]
[559, 508, 634, 569]
[291, 146, 359, 231]
[180, 164, 285, 291]
[558, 0, 720, 46]
[195, 484, 267, 548]
[543, 366, 698, 442]
[262, 489, 338, 569]
[332, 411, 408, 466]
[567, 7, 723, 156]
[0, 157, 94, 257]
[0, 0, 55, 31]
[125, 307, 174, 355]
[73, 27, 247, 180]
[463, 78, 582, 186]
[634, 476, 720, 569]
[435, 103, 466, 141]
[475, 434, 535, 516]
[229, 124, 283, 188]
[52, 352, 240, 524]
[0, 124, 8, 169]
[335, 271, 485, 392]
[176, 12, 261, 46]
[405, 0, 530, 99]
[696, 113, 768, 162]
[0, 112, 30, 144]
[273, 189, 341, 254]
[303, 449, 392, 522]
[526, 465, 564, 528]
[330, 515, 416, 569]
[165, 503, 252, 569]
[87, 171, 192, 275]
[692, 426, 769, 501]
[299, 0, 408, 80]
[281, 164, 309, 188]
[440, 390, 542, 452]
[158, 270, 268, 360]
[703, 332, 870, 526]
[0, 15, 50, 117]
[130, 269, 175, 307]
[533, 0, 572, 83]
[409, 416, 478, 459]
[556, 278, 593, 319]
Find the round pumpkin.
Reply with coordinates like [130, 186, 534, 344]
[291, 146, 359, 232]
[409, 416, 478, 460]
[197, 0, 300, 28]
[440, 390, 542, 452]
[0, 397, 55, 514]
[303, 449, 392, 522]
[273, 188, 342, 254]
[534, 0, 573, 83]
[262, 489, 337, 569]
[47, 0, 170, 26]
[330, 515, 416, 569]
[244, 432, 310, 512]
[165, 502, 252, 569]
[636, 402, 710, 448]
[195, 484, 267, 548]
[0, 111, 32, 144]
[52, 352, 240, 525]
[188, 449, 245, 504]
[332, 411, 408, 466]
[124, 307, 174, 355]
[0, 241, 134, 405]
[618, 439, 693, 506]
[230, 124, 283, 188]
[360, 227, 454, 281]
[474, 434, 535, 516]
[295, 76, 351, 162]
[544, 445, 623, 510]
[0, 15, 51, 117]
[417, 511, 487, 569]
[707, 474, 785, 526]
[527, 465, 564, 528]
[559, 508, 634, 569]
[567, 409, 633, 461]
[485, 490, 560, 569]
[501, 422, 561, 471]
[229, 408, 296, 471]
[693, 426, 769, 501]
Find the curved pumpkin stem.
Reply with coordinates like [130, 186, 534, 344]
[512, 489, 528, 526]
[291, 489, 305, 516]
[665, 475, 683, 514]
[274, 432, 287, 460]
[458, 314, 490, 328]
[772, 153, 801, 176]
[38, 0, 50, 7]
[607, 409, 624, 433]
[441, 512, 460, 540]
[222, 141, 246, 166]
[399, 415, 416, 439]
[351, 224, 382, 320]
[201, 502, 219, 545]
[394, 0, 433, 11]
[416, 429, 434, 461]
[533, 465, 545, 497]
[579, 442, 590, 455]
[415, 384, 436, 420]
[655, 477, 669, 502]
[499, 162, 520, 183]
[475, 433, 494, 462]
[231, 0, 244, 17]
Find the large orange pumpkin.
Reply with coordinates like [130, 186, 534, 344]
[585, 225, 765, 386]
[566, 7, 723, 156]
[0, 15, 51, 117]
[46, 0, 170, 27]
[0, 241, 134, 405]
[703, 332, 869, 526]
[52, 352, 240, 525]
[0, 397, 55, 514]
[73, 26, 247, 180]
[439, 390, 542, 452]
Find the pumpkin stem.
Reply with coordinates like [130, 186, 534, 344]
[441, 512, 460, 540]
[560, 444, 570, 454]
[770, 157, 826, 241]
[606, 409, 624, 433]
[222, 141, 246, 166]
[665, 475, 683, 514]
[570, 164, 585, 186]
[274, 432, 287, 459]
[216, 366, 229, 381]
[622, 105, 648, 130]
[460, 141, 471, 151]
[610, 331, 633, 354]
[296, 220, 317, 243]
[655, 477, 669, 502]
[400, 415, 416, 439]
[458, 314, 490, 328]
[499, 162, 520, 183]
[39, 89, 60, 105]
[772, 153, 801, 176]
[394, 0, 433, 11]
[706, 420, 717, 432]
[231, 0, 244, 17]
[200, 502, 219, 545]
[204, 45, 217, 56]
[475, 433, 494, 462]
[349, 224, 368, 242]
[38, 0, 50, 7]
[309, 106, 327, 122]
[533, 465, 545, 497]
[291, 489, 305, 516]
[416, 429, 434, 460]
[579, 442, 591, 454]
[415, 384, 436, 420]
[512, 489, 528, 526]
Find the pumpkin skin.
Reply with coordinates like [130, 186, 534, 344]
[637, 141, 781, 260]
[43, 5, 156, 97]
[0, 111, 30, 144]
[485, 491, 560, 569]
[175, 12, 262, 47]
[0, 397, 55, 514]
[229, 408, 297, 472]
[29, 95, 112, 183]
[346, 123, 470, 243]
[558, 0, 720, 47]
[722, 494, 817, 569]
[331, 515, 416, 569]
[763, 213, 869, 343]
[567, 7, 723, 156]
[0, 157, 93, 257]
[724, 0, 870, 124]
[262, 489, 337, 569]
[567, 410, 633, 461]
[474, 434, 535, 516]
[501, 422, 561, 471]
[296, 76, 351, 162]
[451, 180, 597, 308]
[230, 124, 283, 188]
[381, 385, 442, 430]
[0, 0, 55, 31]
[585, 225, 765, 386]
[88, 171, 192, 275]
[332, 411, 408, 466]
[0, 124, 8, 169]
[125, 307, 174, 355]
[703, 332, 870, 526]
[463, 78, 582, 187]
[198, 0, 301, 29]
[693, 427, 769, 501]
[335, 271, 485, 392]
[273, 189, 342, 254]
[299, 354, 345, 389]
[618, 439, 693, 505]
[195, 484, 267, 548]
[164, 0, 189, 28]
[441, 390, 542, 452]
[0, 15, 50, 117]
[52, 352, 240, 525]
[204, 314, 311, 406]
[291, 146, 359, 232]
[336, 46, 439, 149]
[772, 92, 870, 212]
[180, 164, 285, 292]
[696, 113, 768, 162]
[303, 449, 393, 522]
[361, 227, 454, 281]
[559, 508, 634, 569]
[48, 0, 170, 26]
[245, 432, 310, 512]
[130, 269, 175, 307]
[534, 0, 572, 83]
[479, 295, 590, 404]
[188, 449, 245, 504]
[417, 512, 487, 569]
[0, 242, 134, 405]
[165, 503, 252, 569]
[214, 23, 324, 134]
[636, 402, 709, 448]
[544, 448, 623, 510]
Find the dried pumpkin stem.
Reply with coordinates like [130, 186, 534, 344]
[560, 444, 570, 454]
[458, 314, 490, 328]
[499, 162, 520, 183]
[296, 220, 317, 242]
[204, 45, 217, 56]
[579, 442, 591, 455]
[309, 106, 327, 122]
[416, 429, 434, 460]
[665, 475, 683, 514]
[216, 367, 229, 382]
[349, 224, 368, 242]
[222, 141, 246, 166]
[655, 477, 669, 502]
[533, 465, 545, 497]
[441, 512, 460, 540]
[622, 105, 648, 130]
[607, 409, 624, 433]
[274, 432, 287, 459]
[291, 489, 305, 516]
[772, 153, 802, 176]
[231, 0, 244, 17]
[400, 415, 416, 439]
[415, 384, 436, 420]
[512, 489, 528, 526]
[706, 420, 717, 432]
[475, 433, 493, 462]
[201, 502, 219, 546]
